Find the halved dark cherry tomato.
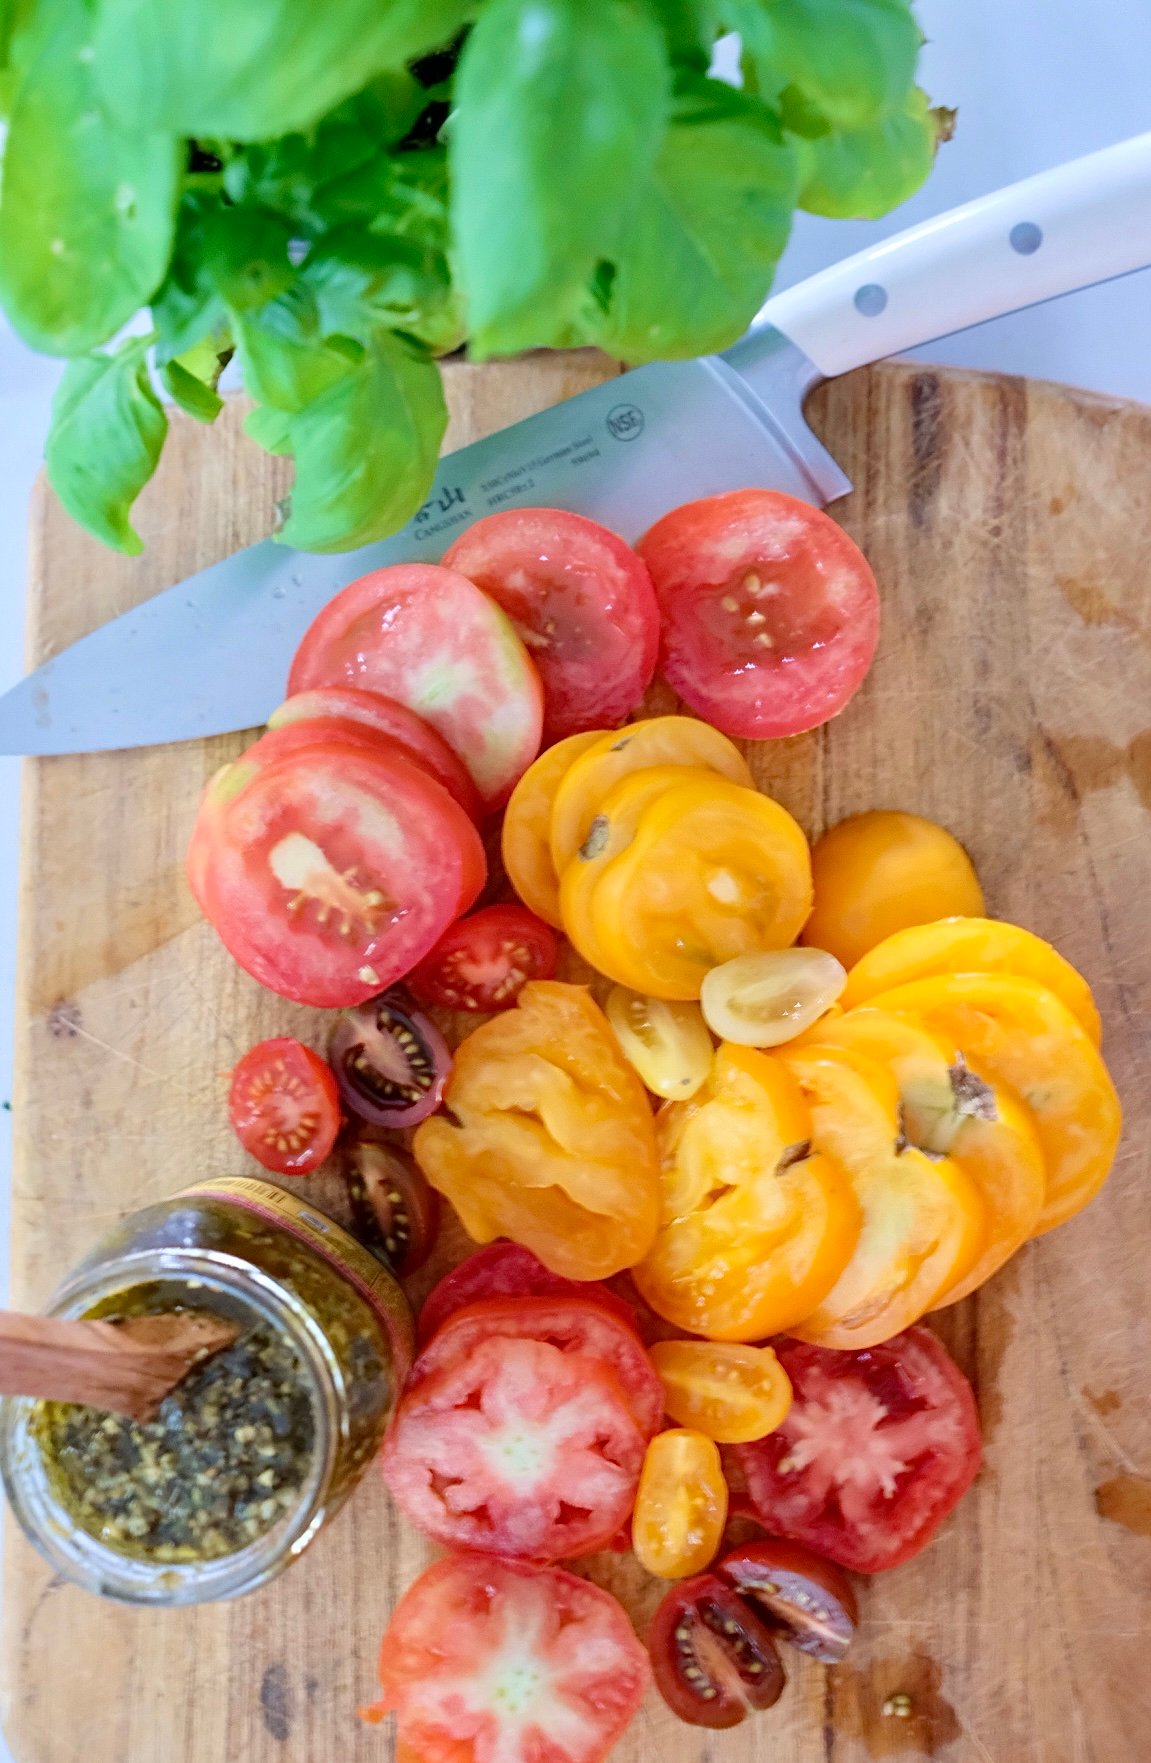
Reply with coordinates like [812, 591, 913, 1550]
[341, 1131, 439, 1277]
[637, 489, 880, 739]
[444, 507, 660, 743]
[406, 903, 558, 1012]
[717, 1538, 858, 1662]
[228, 1037, 340, 1176]
[328, 988, 451, 1127]
[417, 1242, 639, 1342]
[648, 1572, 785, 1730]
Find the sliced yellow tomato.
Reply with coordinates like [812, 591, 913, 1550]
[500, 730, 604, 926]
[700, 947, 846, 1047]
[650, 1340, 793, 1444]
[604, 987, 714, 1100]
[632, 1429, 728, 1578]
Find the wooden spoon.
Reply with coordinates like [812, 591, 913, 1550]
[0, 1309, 241, 1421]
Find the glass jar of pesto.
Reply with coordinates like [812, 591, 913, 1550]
[0, 1175, 413, 1605]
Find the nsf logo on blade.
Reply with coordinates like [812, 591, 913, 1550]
[606, 403, 644, 442]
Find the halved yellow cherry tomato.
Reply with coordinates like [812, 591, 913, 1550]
[700, 947, 846, 1047]
[804, 1007, 1045, 1304]
[779, 1043, 986, 1349]
[561, 769, 813, 1000]
[632, 1428, 728, 1579]
[634, 1044, 859, 1341]
[802, 811, 985, 969]
[549, 715, 753, 876]
[865, 973, 1121, 1234]
[841, 916, 1102, 1046]
[501, 730, 604, 926]
[650, 1340, 793, 1444]
[605, 987, 714, 1100]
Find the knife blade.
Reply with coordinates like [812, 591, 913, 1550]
[5, 128, 1151, 757]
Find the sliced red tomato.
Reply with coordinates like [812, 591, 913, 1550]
[286, 563, 544, 807]
[228, 1037, 340, 1176]
[734, 1327, 981, 1573]
[406, 903, 558, 1012]
[269, 685, 482, 821]
[444, 508, 659, 743]
[637, 489, 880, 738]
[417, 1243, 639, 1343]
[409, 1295, 665, 1437]
[188, 740, 486, 1007]
[648, 1572, 785, 1729]
[362, 1554, 650, 1763]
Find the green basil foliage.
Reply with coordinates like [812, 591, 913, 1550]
[0, 0, 944, 555]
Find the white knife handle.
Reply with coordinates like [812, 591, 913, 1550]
[754, 131, 1151, 379]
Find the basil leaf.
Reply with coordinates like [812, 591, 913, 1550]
[748, 0, 921, 129]
[232, 282, 363, 412]
[278, 330, 447, 552]
[244, 404, 295, 457]
[652, 0, 719, 68]
[796, 85, 946, 219]
[201, 206, 296, 313]
[151, 194, 229, 365]
[303, 227, 463, 354]
[161, 359, 224, 425]
[591, 78, 798, 360]
[45, 337, 167, 555]
[91, 0, 472, 140]
[0, 0, 180, 355]
[452, 0, 670, 355]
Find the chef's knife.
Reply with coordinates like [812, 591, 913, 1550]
[4, 130, 1151, 756]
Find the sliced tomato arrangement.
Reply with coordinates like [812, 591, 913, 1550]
[637, 488, 879, 739]
[228, 1037, 340, 1175]
[406, 903, 557, 1012]
[417, 1243, 638, 1343]
[444, 508, 660, 743]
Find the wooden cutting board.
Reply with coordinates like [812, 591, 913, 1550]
[4, 354, 1151, 1763]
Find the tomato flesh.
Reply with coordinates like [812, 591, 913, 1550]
[340, 1133, 438, 1277]
[406, 903, 558, 1012]
[637, 489, 880, 739]
[717, 1538, 858, 1663]
[417, 1243, 639, 1343]
[228, 1037, 340, 1176]
[735, 1326, 981, 1572]
[444, 508, 659, 742]
[648, 1573, 785, 1729]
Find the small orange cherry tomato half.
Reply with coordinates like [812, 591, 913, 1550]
[650, 1341, 792, 1444]
[604, 987, 714, 1100]
[802, 810, 985, 970]
[228, 1037, 341, 1176]
[501, 730, 604, 927]
[632, 1428, 729, 1579]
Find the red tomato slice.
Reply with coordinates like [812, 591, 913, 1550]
[269, 685, 482, 821]
[637, 489, 880, 738]
[363, 1554, 650, 1763]
[228, 1037, 340, 1176]
[418, 1243, 639, 1343]
[406, 903, 558, 1012]
[444, 508, 659, 742]
[410, 1295, 665, 1438]
[287, 563, 543, 807]
[188, 740, 486, 1008]
[648, 1573, 785, 1729]
[382, 1334, 646, 1557]
[734, 1326, 981, 1572]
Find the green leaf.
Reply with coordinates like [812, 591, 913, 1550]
[278, 331, 447, 552]
[746, 0, 921, 129]
[45, 337, 168, 554]
[652, 0, 719, 68]
[0, 0, 180, 355]
[452, 0, 671, 355]
[151, 194, 228, 365]
[91, 0, 472, 140]
[201, 206, 297, 313]
[232, 282, 363, 412]
[161, 358, 224, 424]
[590, 79, 798, 360]
[302, 227, 463, 354]
[795, 85, 944, 219]
[244, 404, 295, 457]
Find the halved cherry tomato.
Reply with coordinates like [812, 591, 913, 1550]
[287, 563, 544, 807]
[362, 1554, 650, 1763]
[634, 1044, 859, 1341]
[560, 769, 813, 999]
[632, 1428, 728, 1578]
[803, 810, 985, 969]
[188, 740, 485, 1007]
[549, 715, 753, 876]
[501, 730, 604, 926]
[444, 508, 660, 743]
[717, 1539, 858, 1662]
[406, 903, 557, 1012]
[604, 987, 714, 1100]
[413, 982, 659, 1280]
[328, 988, 451, 1125]
[779, 1043, 985, 1348]
[841, 914, 1102, 1044]
[417, 1243, 638, 1342]
[648, 1572, 785, 1729]
[735, 1327, 982, 1573]
[228, 1037, 340, 1176]
[637, 489, 880, 739]
[700, 947, 846, 1047]
[650, 1340, 792, 1444]
[268, 685, 482, 822]
[340, 1132, 439, 1277]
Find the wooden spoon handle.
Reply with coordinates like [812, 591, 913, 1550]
[0, 1309, 240, 1420]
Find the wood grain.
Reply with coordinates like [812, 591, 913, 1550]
[4, 355, 1151, 1763]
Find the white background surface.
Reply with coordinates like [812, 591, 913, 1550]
[0, 3, 1149, 1756]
